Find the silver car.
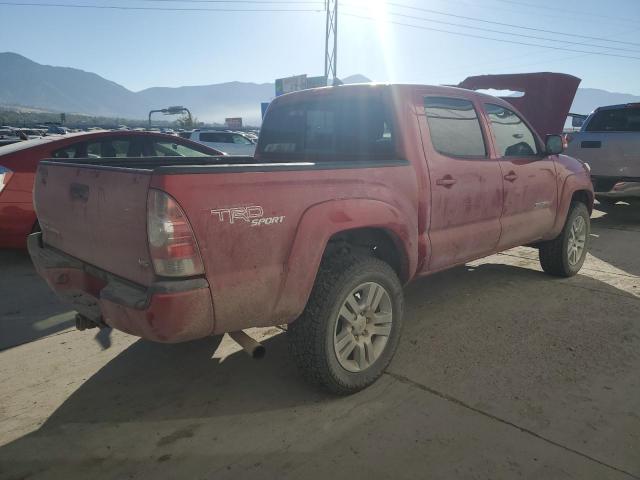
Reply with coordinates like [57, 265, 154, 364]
[565, 103, 640, 204]
[189, 129, 256, 156]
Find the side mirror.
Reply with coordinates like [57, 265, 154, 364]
[571, 116, 585, 128]
[545, 134, 564, 155]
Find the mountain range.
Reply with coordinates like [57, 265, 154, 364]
[1, 52, 638, 124]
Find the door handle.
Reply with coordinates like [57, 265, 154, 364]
[436, 176, 457, 188]
[504, 172, 518, 182]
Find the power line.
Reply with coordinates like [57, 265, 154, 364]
[492, 0, 639, 26]
[0, 1, 324, 11]
[342, 1, 640, 48]
[134, 0, 323, 3]
[342, 12, 640, 61]
[343, 5, 640, 54]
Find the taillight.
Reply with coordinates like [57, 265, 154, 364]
[147, 189, 204, 277]
[0, 166, 14, 194]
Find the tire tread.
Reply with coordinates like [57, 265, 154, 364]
[288, 252, 403, 395]
[539, 201, 589, 277]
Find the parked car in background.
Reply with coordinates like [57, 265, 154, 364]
[565, 103, 640, 204]
[243, 131, 259, 142]
[47, 125, 68, 135]
[16, 128, 46, 139]
[0, 131, 225, 248]
[29, 75, 593, 394]
[190, 129, 256, 155]
[0, 128, 20, 147]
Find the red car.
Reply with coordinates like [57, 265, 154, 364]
[0, 131, 224, 248]
[30, 74, 593, 394]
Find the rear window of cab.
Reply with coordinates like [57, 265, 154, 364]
[257, 94, 396, 161]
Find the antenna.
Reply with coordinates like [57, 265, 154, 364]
[324, 0, 338, 85]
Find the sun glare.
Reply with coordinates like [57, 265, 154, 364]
[370, 0, 395, 81]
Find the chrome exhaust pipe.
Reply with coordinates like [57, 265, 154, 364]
[228, 330, 266, 359]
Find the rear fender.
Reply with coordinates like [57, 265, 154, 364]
[274, 199, 418, 322]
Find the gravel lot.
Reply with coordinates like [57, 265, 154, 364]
[0, 203, 638, 480]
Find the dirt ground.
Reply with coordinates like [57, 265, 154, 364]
[0, 203, 639, 480]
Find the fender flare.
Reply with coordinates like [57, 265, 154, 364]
[546, 173, 594, 240]
[274, 198, 419, 322]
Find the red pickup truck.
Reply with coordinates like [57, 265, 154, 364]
[29, 74, 593, 394]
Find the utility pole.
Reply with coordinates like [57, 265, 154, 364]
[324, 0, 338, 86]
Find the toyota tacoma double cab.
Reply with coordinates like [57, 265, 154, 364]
[29, 73, 593, 394]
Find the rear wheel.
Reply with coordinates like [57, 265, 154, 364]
[539, 202, 590, 277]
[288, 253, 404, 395]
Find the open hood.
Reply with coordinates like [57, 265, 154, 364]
[458, 72, 581, 138]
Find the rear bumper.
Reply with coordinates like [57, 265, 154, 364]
[592, 176, 640, 199]
[28, 233, 215, 342]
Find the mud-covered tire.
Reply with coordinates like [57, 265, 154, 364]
[539, 202, 590, 277]
[288, 253, 404, 395]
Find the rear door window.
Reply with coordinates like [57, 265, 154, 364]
[199, 132, 230, 143]
[257, 95, 395, 161]
[586, 107, 640, 132]
[85, 137, 146, 158]
[485, 104, 539, 157]
[424, 97, 486, 157]
[152, 140, 211, 157]
[52, 144, 83, 159]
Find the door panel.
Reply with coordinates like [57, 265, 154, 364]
[484, 103, 558, 248]
[417, 94, 504, 272]
[498, 157, 558, 248]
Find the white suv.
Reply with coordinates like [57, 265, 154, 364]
[190, 130, 256, 155]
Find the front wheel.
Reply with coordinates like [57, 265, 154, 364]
[539, 202, 590, 277]
[288, 253, 404, 395]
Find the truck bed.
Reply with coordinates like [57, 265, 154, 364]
[34, 155, 416, 333]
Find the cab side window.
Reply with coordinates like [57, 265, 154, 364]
[424, 97, 487, 158]
[485, 104, 539, 157]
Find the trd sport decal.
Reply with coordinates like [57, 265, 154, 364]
[210, 206, 285, 227]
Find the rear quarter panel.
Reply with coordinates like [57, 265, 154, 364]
[152, 165, 419, 334]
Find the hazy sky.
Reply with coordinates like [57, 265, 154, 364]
[1, 0, 639, 93]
